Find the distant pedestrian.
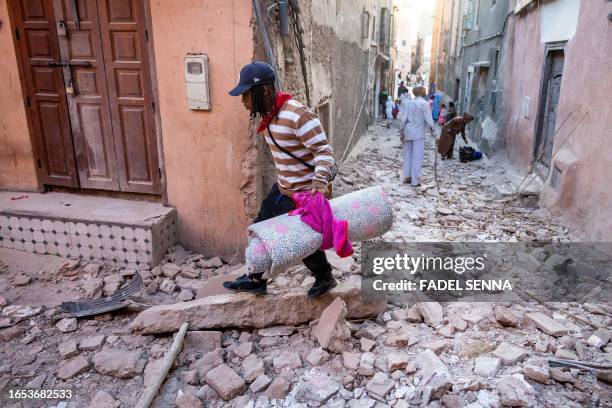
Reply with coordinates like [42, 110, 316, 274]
[399, 86, 435, 186]
[392, 99, 401, 119]
[437, 113, 474, 160]
[446, 101, 457, 122]
[385, 96, 394, 128]
[379, 88, 389, 119]
[398, 81, 408, 98]
[438, 104, 447, 126]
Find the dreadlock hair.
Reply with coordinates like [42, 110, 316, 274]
[250, 83, 276, 119]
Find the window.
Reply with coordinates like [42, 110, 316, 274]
[361, 10, 370, 39]
[371, 15, 376, 40]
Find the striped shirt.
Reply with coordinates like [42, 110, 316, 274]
[265, 99, 335, 196]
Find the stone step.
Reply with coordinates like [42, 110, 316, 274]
[0, 191, 176, 270]
[130, 276, 386, 334]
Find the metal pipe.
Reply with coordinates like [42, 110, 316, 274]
[252, 0, 282, 90]
[279, 0, 289, 36]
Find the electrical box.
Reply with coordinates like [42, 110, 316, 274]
[185, 53, 210, 110]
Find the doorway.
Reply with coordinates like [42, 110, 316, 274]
[535, 45, 565, 171]
[10, 0, 161, 194]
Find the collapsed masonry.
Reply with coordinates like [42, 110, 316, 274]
[1, 243, 611, 407]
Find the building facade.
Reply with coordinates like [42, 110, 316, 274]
[430, 0, 612, 240]
[0, 0, 393, 265]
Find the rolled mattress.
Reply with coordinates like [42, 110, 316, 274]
[246, 185, 394, 279]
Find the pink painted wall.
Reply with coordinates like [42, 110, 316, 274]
[502, 1, 612, 240]
[149, 0, 255, 258]
[0, 2, 40, 191]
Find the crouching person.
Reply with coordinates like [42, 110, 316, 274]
[223, 61, 337, 297]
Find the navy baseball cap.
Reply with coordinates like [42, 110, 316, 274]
[228, 61, 276, 96]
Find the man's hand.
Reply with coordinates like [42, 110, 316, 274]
[310, 186, 327, 195]
[399, 129, 405, 143]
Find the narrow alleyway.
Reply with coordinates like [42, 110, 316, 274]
[0, 122, 610, 408]
[335, 121, 570, 244]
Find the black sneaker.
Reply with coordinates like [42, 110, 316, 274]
[223, 275, 267, 295]
[307, 277, 338, 297]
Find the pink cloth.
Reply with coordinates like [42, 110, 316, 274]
[289, 191, 354, 258]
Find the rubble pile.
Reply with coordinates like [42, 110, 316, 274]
[0, 125, 609, 407]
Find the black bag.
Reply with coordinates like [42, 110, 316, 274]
[267, 127, 338, 181]
[459, 146, 475, 163]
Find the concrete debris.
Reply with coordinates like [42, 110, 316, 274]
[495, 306, 519, 327]
[342, 351, 361, 371]
[525, 312, 568, 337]
[313, 297, 352, 353]
[0, 324, 27, 341]
[417, 348, 452, 399]
[175, 390, 203, 408]
[250, 374, 272, 393]
[306, 347, 330, 366]
[233, 341, 253, 358]
[92, 348, 145, 378]
[523, 364, 550, 384]
[131, 276, 385, 334]
[358, 352, 375, 376]
[162, 263, 182, 278]
[495, 374, 535, 407]
[56, 356, 90, 380]
[473, 356, 502, 378]
[204, 363, 246, 401]
[264, 377, 291, 399]
[190, 349, 224, 381]
[79, 335, 105, 351]
[365, 372, 395, 400]
[586, 328, 611, 349]
[387, 352, 409, 372]
[296, 375, 340, 404]
[417, 302, 444, 327]
[56, 317, 77, 333]
[360, 337, 376, 352]
[2, 305, 42, 320]
[82, 277, 104, 299]
[159, 278, 177, 294]
[58, 339, 79, 358]
[493, 342, 528, 365]
[242, 354, 265, 383]
[88, 391, 120, 408]
[183, 330, 222, 353]
[258, 326, 296, 337]
[13, 272, 31, 286]
[272, 350, 302, 372]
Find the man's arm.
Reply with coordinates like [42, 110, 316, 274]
[422, 101, 435, 132]
[296, 110, 335, 191]
[460, 121, 468, 143]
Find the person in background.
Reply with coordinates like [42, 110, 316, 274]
[392, 99, 401, 119]
[397, 81, 408, 98]
[446, 101, 457, 122]
[379, 88, 389, 119]
[399, 86, 435, 186]
[437, 113, 474, 160]
[438, 104, 447, 126]
[385, 96, 394, 128]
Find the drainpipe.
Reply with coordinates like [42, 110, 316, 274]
[279, 0, 289, 35]
[252, 0, 282, 90]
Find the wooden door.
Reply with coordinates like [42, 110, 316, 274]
[97, 0, 160, 194]
[536, 50, 565, 169]
[11, 0, 79, 187]
[53, 0, 120, 190]
[10, 0, 161, 194]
